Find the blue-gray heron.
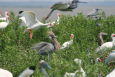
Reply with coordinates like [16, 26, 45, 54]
[31, 31, 60, 60]
[44, 0, 87, 20]
[88, 8, 102, 16]
[94, 16, 101, 26]
[40, 60, 52, 77]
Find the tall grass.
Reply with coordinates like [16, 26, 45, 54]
[0, 11, 115, 77]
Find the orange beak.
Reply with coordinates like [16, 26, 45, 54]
[98, 59, 103, 62]
[50, 23, 54, 26]
[25, 51, 27, 53]
[70, 34, 73, 39]
[7, 13, 10, 16]
[8, 17, 11, 20]
[59, 14, 63, 17]
[0, 11, 4, 17]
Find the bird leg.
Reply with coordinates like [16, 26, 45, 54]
[43, 9, 54, 20]
[1, 31, 3, 35]
[28, 29, 33, 39]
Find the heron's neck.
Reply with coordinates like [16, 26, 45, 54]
[41, 68, 48, 77]
[6, 18, 10, 24]
[52, 39, 60, 50]
[98, 35, 104, 46]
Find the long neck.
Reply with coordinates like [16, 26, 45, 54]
[98, 35, 104, 46]
[57, 16, 60, 23]
[52, 39, 60, 50]
[41, 68, 48, 77]
[6, 18, 10, 24]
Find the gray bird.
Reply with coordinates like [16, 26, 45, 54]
[88, 8, 102, 16]
[31, 31, 60, 60]
[94, 16, 101, 26]
[40, 60, 52, 77]
[43, 0, 87, 20]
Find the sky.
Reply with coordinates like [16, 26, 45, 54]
[0, 0, 115, 2]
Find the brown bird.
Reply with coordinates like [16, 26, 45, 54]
[31, 31, 60, 60]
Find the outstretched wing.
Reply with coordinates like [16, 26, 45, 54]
[19, 11, 37, 27]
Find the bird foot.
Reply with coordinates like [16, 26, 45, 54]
[30, 33, 33, 39]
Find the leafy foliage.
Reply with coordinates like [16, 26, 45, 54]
[0, 11, 115, 77]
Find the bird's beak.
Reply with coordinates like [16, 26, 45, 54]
[70, 34, 73, 39]
[59, 14, 63, 17]
[98, 59, 103, 62]
[7, 13, 10, 16]
[0, 11, 4, 17]
[47, 64, 52, 69]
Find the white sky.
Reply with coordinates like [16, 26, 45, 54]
[0, 0, 115, 2]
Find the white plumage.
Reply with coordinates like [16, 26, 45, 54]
[47, 13, 62, 29]
[0, 12, 10, 21]
[0, 16, 10, 31]
[105, 50, 115, 67]
[19, 11, 54, 39]
[106, 69, 115, 77]
[0, 66, 35, 77]
[60, 34, 74, 49]
[96, 33, 115, 52]
[88, 9, 102, 16]
[64, 58, 86, 77]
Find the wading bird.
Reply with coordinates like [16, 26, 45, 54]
[96, 33, 115, 52]
[60, 34, 74, 49]
[40, 60, 52, 77]
[19, 11, 54, 39]
[31, 31, 60, 60]
[94, 16, 101, 26]
[64, 58, 86, 77]
[0, 66, 36, 77]
[95, 32, 108, 52]
[0, 12, 10, 21]
[0, 16, 11, 35]
[47, 13, 62, 29]
[105, 50, 115, 68]
[88, 9, 102, 16]
[95, 58, 103, 64]
[43, 0, 87, 20]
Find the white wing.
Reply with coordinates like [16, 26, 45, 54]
[19, 16, 26, 24]
[106, 69, 115, 77]
[19, 11, 38, 27]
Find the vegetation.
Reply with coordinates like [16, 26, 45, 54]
[0, 11, 115, 77]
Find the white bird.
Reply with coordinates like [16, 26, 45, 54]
[106, 69, 115, 77]
[19, 11, 54, 39]
[95, 58, 103, 64]
[47, 13, 62, 30]
[105, 50, 115, 68]
[64, 58, 86, 77]
[0, 16, 11, 34]
[0, 11, 10, 21]
[0, 11, 4, 17]
[60, 34, 74, 49]
[88, 9, 102, 16]
[0, 66, 36, 77]
[40, 60, 52, 77]
[95, 32, 109, 52]
[96, 33, 115, 52]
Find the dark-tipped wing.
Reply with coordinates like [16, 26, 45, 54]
[31, 42, 48, 50]
[51, 2, 70, 9]
[37, 43, 54, 55]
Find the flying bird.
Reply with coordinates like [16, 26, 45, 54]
[88, 9, 102, 16]
[19, 11, 54, 39]
[43, 0, 87, 20]
[0, 66, 36, 77]
[31, 31, 60, 60]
